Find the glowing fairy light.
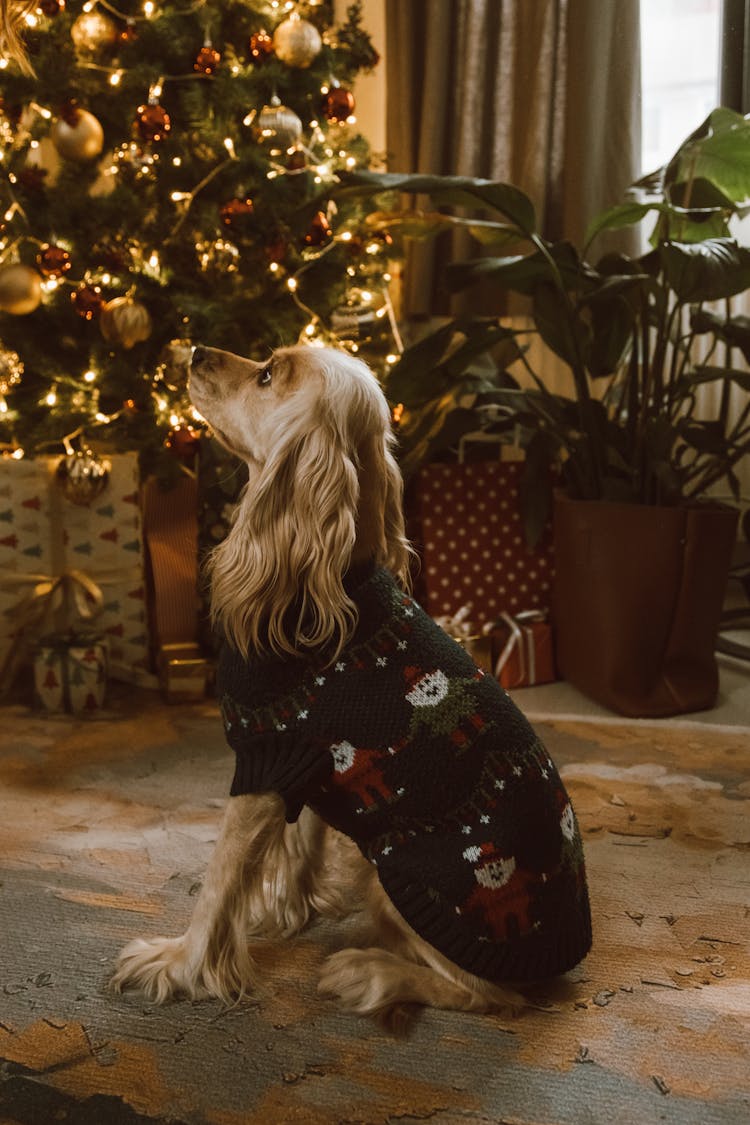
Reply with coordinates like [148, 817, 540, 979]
[11, 447, 24, 459]
[386, 354, 399, 365]
[45, 387, 57, 406]
[287, 277, 298, 292]
[110, 70, 123, 87]
[83, 370, 97, 383]
[143, 0, 155, 16]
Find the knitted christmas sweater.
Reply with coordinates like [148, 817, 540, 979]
[218, 564, 592, 984]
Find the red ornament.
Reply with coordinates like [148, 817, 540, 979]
[219, 196, 254, 227]
[248, 29, 273, 63]
[322, 87, 355, 123]
[165, 425, 201, 461]
[37, 244, 72, 278]
[39, 0, 65, 15]
[134, 102, 171, 143]
[71, 284, 104, 320]
[264, 233, 287, 264]
[119, 19, 137, 44]
[304, 211, 332, 248]
[16, 166, 48, 193]
[286, 148, 306, 172]
[194, 45, 221, 75]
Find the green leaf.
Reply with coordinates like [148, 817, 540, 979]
[661, 239, 750, 302]
[585, 296, 635, 377]
[532, 281, 589, 369]
[690, 309, 750, 362]
[445, 242, 592, 296]
[664, 108, 750, 205]
[584, 201, 668, 249]
[682, 365, 750, 392]
[519, 432, 556, 547]
[335, 171, 538, 234]
[666, 177, 737, 212]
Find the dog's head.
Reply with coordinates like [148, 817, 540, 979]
[190, 344, 411, 660]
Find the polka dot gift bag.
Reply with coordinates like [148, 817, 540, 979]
[406, 458, 555, 633]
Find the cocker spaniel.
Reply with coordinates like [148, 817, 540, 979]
[112, 343, 591, 1026]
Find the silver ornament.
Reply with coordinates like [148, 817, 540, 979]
[256, 100, 303, 149]
[56, 449, 111, 506]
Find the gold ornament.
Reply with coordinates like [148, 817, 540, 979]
[70, 10, 118, 55]
[272, 16, 322, 68]
[0, 264, 43, 315]
[50, 107, 104, 161]
[56, 449, 111, 506]
[256, 99, 303, 149]
[100, 296, 152, 349]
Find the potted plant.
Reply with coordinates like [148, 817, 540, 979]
[334, 108, 750, 716]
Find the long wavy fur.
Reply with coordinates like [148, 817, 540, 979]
[1, 0, 36, 74]
[206, 350, 412, 661]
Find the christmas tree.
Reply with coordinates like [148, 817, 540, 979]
[0, 0, 397, 476]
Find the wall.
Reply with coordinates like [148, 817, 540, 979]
[333, 0, 387, 159]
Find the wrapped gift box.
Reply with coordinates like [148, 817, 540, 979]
[408, 459, 555, 629]
[0, 453, 149, 686]
[487, 611, 557, 690]
[33, 636, 108, 713]
[157, 642, 211, 702]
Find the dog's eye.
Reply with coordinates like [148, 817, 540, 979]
[258, 364, 272, 387]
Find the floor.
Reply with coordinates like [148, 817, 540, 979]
[0, 655, 748, 1125]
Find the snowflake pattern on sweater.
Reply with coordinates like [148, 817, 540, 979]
[218, 564, 592, 983]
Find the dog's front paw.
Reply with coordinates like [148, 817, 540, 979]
[111, 936, 199, 1003]
[111, 934, 253, 1005]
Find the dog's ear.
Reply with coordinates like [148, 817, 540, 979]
[209, 399, 360, 660]
[357, 430, 413, 588]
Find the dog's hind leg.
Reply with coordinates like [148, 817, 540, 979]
[111, 792, 286, 1004]
[250, 806, 357, 936]
[317, 873, 525, 1028]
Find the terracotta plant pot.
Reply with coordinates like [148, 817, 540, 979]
[552, 495, 739, 717]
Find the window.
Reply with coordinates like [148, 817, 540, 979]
[640, 0, 722, 174]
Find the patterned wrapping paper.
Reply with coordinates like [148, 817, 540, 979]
[0, 453, 149, 685]
[33, 638, 109, 713]
[408, 460, 555, 629]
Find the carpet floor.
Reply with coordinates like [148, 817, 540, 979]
[0, 684, 748, 1125]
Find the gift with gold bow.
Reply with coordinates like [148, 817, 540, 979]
[0, 569, 109, 711]
[0, 453, 150, 690]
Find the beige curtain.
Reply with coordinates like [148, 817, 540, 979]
[385, 0, 641, 318]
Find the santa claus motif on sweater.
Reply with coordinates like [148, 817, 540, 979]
[461, 842, 539, 942]
[404, 667, 486, 746]
[327, 740, 397, 811]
